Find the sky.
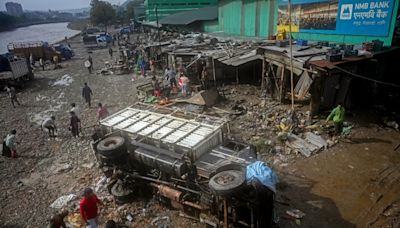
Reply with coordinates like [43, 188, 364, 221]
[0, 0, 122, 11]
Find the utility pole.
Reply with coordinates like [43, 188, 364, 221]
[155, 5, 160, 42]
[288, 0, 295, 110]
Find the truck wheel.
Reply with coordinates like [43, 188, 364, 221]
[209, 169, 246, 196]
[97, 136, 126, 158]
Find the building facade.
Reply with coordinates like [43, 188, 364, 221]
[145, 0, 217, 22]
[216, 0, 400, 46]
[5, 2, 23, 17]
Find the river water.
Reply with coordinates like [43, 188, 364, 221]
[0, 22, 80, 54]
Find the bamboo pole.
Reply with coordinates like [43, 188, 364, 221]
[288, 0, 295, 110]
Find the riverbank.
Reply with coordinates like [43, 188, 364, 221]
[67, 19, 89, 31]
[0, 19, 78, 33]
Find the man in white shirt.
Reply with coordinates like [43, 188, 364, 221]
[70, 103, 80, 119]
[41, 116, 57, 137]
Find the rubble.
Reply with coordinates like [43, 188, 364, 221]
[50, 194, 76, 209]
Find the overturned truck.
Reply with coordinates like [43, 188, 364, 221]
[93, 103, 277, 227]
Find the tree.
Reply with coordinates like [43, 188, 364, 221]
[0, 12, 18, 31]
[124, 1, 136, 23]
[90, 0, 116, 31]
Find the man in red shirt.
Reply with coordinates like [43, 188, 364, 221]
[80, 188, 103, 228]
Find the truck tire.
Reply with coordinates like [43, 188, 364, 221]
[28, 72, 34, 80]
[97, 136, 126, 158]
[209, 169, 246, 196]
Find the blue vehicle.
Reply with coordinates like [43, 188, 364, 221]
[120, 26, 131, 34]
[54, 44, 74, 60]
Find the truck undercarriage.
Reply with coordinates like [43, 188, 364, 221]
[92, 103, 276, 227]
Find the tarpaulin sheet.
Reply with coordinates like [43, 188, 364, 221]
[246, 161, 279, 192]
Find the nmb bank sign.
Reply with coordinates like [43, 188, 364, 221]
[278, 0, 395, 36]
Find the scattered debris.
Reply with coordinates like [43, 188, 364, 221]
[49, 194, 76, 209]
[52, 74, 74, 86]
[286, 209, 306, 219]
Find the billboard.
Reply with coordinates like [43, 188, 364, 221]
[277, 0, 395, 36]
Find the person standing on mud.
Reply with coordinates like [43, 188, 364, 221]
[80, 188, 103, 228]
[4, 85, 21, 108]
[179, 73, 190, 97]
[97, 103, 109, 122]
[326, 103, 345, 135]
[82, 83, 93, 108]
[39, 58, 45, 71]
[70, 103, 80, 119]
[69, 111, 81, 138]
[108, 47, 113, 58]
[200, 66, 209, 90]
[41, 116, 57, 137]
[4, 130, 18, 158]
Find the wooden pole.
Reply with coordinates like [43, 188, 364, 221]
[212, 57, 217, 87]
[288, 0, 295, 110]
[223, 198, 228, 228]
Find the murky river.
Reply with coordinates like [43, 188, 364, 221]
[0, 22, 80, 54]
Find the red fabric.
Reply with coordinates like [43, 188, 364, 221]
[154, 89, 161, 97]
[80, 194, 100, 221]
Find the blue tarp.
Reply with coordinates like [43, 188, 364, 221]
[246, 161, 279, 193]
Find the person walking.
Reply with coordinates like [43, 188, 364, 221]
[4, 85, 20, 108]
[70, 103, 80, 119]
[326, 103, 345, 136]
[82, 83, 93, 108]
[97, 103, 109, 122]
[41, 116, 57, 137]
[69, 111, 81, 138]
[108, 47, 113, 58]
[39, 58, 45, 70]
[4, 130, 18, 158]
[80, 188, 103, 228]
[88, 55, 93, 72]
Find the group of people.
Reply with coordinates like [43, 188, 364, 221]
[161, 67, 190, 97]
[2, 82, 109, 159]
[40, 82, 108, 139]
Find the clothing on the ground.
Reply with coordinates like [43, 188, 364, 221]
[80, 194, 101, 221]
[327, 105, 345, 123]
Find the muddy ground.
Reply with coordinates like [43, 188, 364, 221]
[0, 34, 399, 227]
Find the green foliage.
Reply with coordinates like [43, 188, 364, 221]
[0, 12, 18, 30]
[90, 0, 116, 28]
[125, 1, 136, 22]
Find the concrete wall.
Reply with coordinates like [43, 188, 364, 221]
[218, 0, 277, 38]
[145, 0, 218, 22]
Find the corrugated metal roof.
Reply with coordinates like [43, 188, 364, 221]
[159, 6, 217, 25]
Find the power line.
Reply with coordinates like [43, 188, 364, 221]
[334, 66, 400, 88]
